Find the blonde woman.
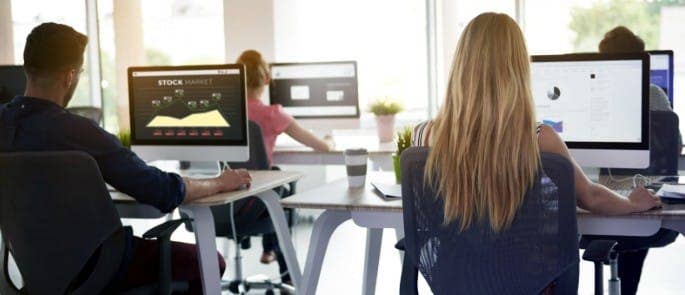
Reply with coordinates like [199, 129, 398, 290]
[412, 13, 660, 233]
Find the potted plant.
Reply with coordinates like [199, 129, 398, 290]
[368, 97, 403, 142]
[393, 126, 412, 183]
[117, 130, 131, 149]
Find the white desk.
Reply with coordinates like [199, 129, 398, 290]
[113, 170, 304, 295]
[273, 131, 396, 169]
[281, 173, 401, 295]
[282, 172, 685, 295]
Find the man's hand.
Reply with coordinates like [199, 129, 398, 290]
[627, 186, 662, 212]
[218, 169, 252, 191]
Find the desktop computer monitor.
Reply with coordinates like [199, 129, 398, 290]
[530, 53, 650, 168]
[647, 50, 674, 106]
[0, 65, 26, 104]
[269, 61, 360, 130]
[128, 64, 249, 162]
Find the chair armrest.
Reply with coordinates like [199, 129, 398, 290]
[395, 238, 406, 251]
[400, 251, 418, 295]
[582, 240, 618, 264]
[142, 218, 193, 240]
[142, 218, 193, 295]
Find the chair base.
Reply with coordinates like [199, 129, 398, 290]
[223, 275, 294, 295]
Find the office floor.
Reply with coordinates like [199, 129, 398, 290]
[125, 211, 685, 295]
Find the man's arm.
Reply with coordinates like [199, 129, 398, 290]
[183, 169, 252, 203]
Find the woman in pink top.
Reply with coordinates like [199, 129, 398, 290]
[236, 50, 331, 271]
[238, 50, 331, 165]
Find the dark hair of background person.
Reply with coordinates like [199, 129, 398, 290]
[598, 26, 645, 53]
[23, 22, 88, 78]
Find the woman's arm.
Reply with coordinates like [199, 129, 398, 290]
[285, 121, 332, 152]
[537, 125, 661, 214]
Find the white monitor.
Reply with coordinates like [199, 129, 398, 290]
[531, 53, 650, 168]
[269, 61, 360, 119]
[128, 64, 249, 162]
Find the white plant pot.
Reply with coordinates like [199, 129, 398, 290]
[375, 115, 396, 142]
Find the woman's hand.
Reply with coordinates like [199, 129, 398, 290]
[627, 186, 662, 212]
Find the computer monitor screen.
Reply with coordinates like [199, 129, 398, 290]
[648, 50, 674, 106]
[269, 61, 359, 118]
[0, 66, 26, 104]
[531, 53, 649, 168]
[128, 64, 249, 162]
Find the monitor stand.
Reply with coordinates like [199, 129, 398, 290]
[179, 161, 222, 177]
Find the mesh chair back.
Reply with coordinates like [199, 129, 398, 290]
[602, 110, 680, 175]
[400, 147, 579, 294]
[225, 121, 269, 170]
[0, 151, 125, 295]
[67, 106, 103, 124]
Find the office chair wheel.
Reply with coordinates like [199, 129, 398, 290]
[265, 289, 275, 295]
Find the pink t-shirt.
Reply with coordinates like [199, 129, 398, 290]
[247, 98, 294, 165]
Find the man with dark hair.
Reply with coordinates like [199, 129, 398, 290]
[582, 25, 680, 295]
[0, 23, 251, 294]
[599, 26, 646, 53]
[599, 25, 672, 112]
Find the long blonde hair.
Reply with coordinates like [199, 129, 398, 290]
[425, 13, 540, 232]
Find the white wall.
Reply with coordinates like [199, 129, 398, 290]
[223, 0, 275, 62]
[113, 0, 145, 131]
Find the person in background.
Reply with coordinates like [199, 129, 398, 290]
[235, 49, 331, 284]
[411, 10, 659, 282]
[580, 25, 680, 295]
[238, 50, 331, 165]
[599, 26, 672, 111]
[0, 23, 253, 294]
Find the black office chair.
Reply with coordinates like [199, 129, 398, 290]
[396, 147, 580, 294]
[0, 151, 190, 294]
[183, 121, 296, 294]
[67, 106, 103, 125]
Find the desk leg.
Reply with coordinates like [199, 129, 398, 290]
[301, 210, 350, 295]
[362, 228, 383, 295]
[256, 190, 303, 289]
[180, 206, 221, 295]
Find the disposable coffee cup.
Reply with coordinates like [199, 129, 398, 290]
[344, 148, 368, 188]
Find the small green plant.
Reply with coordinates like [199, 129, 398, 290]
[368, 97, 403, 116]
[393, 126, 412, 183]
[396, 126, 412, 155]
[117, 130, 131, 149]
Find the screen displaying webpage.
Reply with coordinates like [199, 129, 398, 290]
[270, 62, 359, 117]
[649, 53, 672, 103]
[130, 68, 245, 142]
[531, 59, 643, 143]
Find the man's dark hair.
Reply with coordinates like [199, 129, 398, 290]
[598, 26, 645, 53]
[23, 22, 88, 77]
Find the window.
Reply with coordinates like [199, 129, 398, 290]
[435, 0, 516, 111]
[524, 0, 685, 133]
[273, 0, 429, 124]
[97, 0, 225, 132]
[10, 0, 92, 107]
